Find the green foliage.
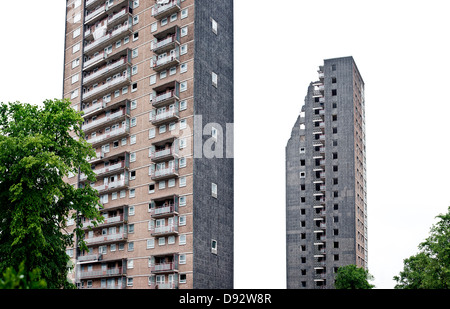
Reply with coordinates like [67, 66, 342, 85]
[0, 99, 103, 289]
[334, 264, 375, 289]
[0, 261, 47, 289]
[394, 206, 450, 289]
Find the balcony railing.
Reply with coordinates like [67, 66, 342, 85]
[80, 161, 127, 181]
[151, 146, 178, 162]
[87, 124, 129, 145]
[150, 109, 179, 125]
[151, 166, 179, 180]
[151, 0, 181, 19]
[151, 262, 178, 274]
[151, 204, 178, 218]
[84, 22, 132, 53]
[83, 73, 130, 101]
[83, 214, 125, 229]
[150, 52, 180, 72]
[78, 268, 123, 279]
[84, 232, 127, 245]
[83, 57, 127, 85]
[150, 224, 178, 236]
[82, 109, 127, 131]
[93, 178, 128, 193]
[151, 34, 179, 53]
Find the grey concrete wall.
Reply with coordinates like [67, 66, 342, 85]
[192, 0, 234, 289]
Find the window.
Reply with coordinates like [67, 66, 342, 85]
[130, 152, 136, 162]
[300, 172, 306, 179]
[181, 26, 188, 37]
[179, 234, 186, 245]
[161, 17, 168, 26]
[149, 183, 155, 193]
[133, 32, 139, 41]
[179, 216, 186, 226]
[147, 238, 155, 249]
[71, 89, 78, 99]
[128, 242, 134, 251]
[132, 48, 138, 58]
[179, 196, 186, 206]
[170, 13, 177, 22]
[180, 63, 187, 73]
[150, 74, 156, 85]
[131, 100, 137, 110]
[129, 189, 135, 198]
[180, 100, 187, 111]
[132, 83, 138, 92]
[180, 119, 187, 129]
[179, 176, 186, 187]
[128, 224, 134, 233]
[72, 43, 80, 53]
[130, 134, 136, 145]
[151, 22, 157, 33]
[149, 128, 156, 139]
[211, 18, 218, 34]
[72, 58, 80, 69]
[132, 65, 138, 75]
[179, 254, 186, 264]
[181, 8, 188, 19]
[130, 117, 137, 127]
[180, 44, 187, 55]
[211, 240, 218, 254]
[130, 170, 136, 180]
[180, 81, 187, 92]
[133, 15, 139, 25]
[332, 89, 337, 96]
[212, 72, 218, 87]
[211, 183, 217, 198]
[127, 278, 133, 286]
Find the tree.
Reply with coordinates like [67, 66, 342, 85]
[0, 262, 46, 289]
[394, 206, 450, 289]
[334, 264, 375, 289]
[0, 99, 103, 289]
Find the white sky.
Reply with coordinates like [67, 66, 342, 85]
[1, 0, 450, 289]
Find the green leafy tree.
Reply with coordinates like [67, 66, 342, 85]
[0, 99, 103, 289]
[394, 206, 450, 289]
[335, 264, 375, 289]
[0, 262, 47, 289]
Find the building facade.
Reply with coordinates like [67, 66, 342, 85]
[286, 57, 367, 289]
[63, 0, 233, 289]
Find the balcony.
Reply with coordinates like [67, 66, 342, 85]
[151, 0, 181, 20]
[82, 108, 129, 132]
[151, 254, 179, 274]
[150, 81, 180, 108]
[151, 166, 179, 181]
[151, 27, 180, 54]
[82, 72, 131, 101]
[83, 56, 129, 86]
[150, 195, 179, 218]
[92, 177, 129, 194]
[84, 232, 128, 245]
[150, 50, 180, 72]
[150, 224, 178, 237]
[150, 145, 178, 163]
[86, 123, 130, 146]
[83, 213, 126, 230]
[78, 267, 125, 280]
[150, 108, 179, 126]
[84, 21, 132, 54]
[85, 4, 106, 24]
[77, 254, 103, 264]
[80, 160, 128, 181]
